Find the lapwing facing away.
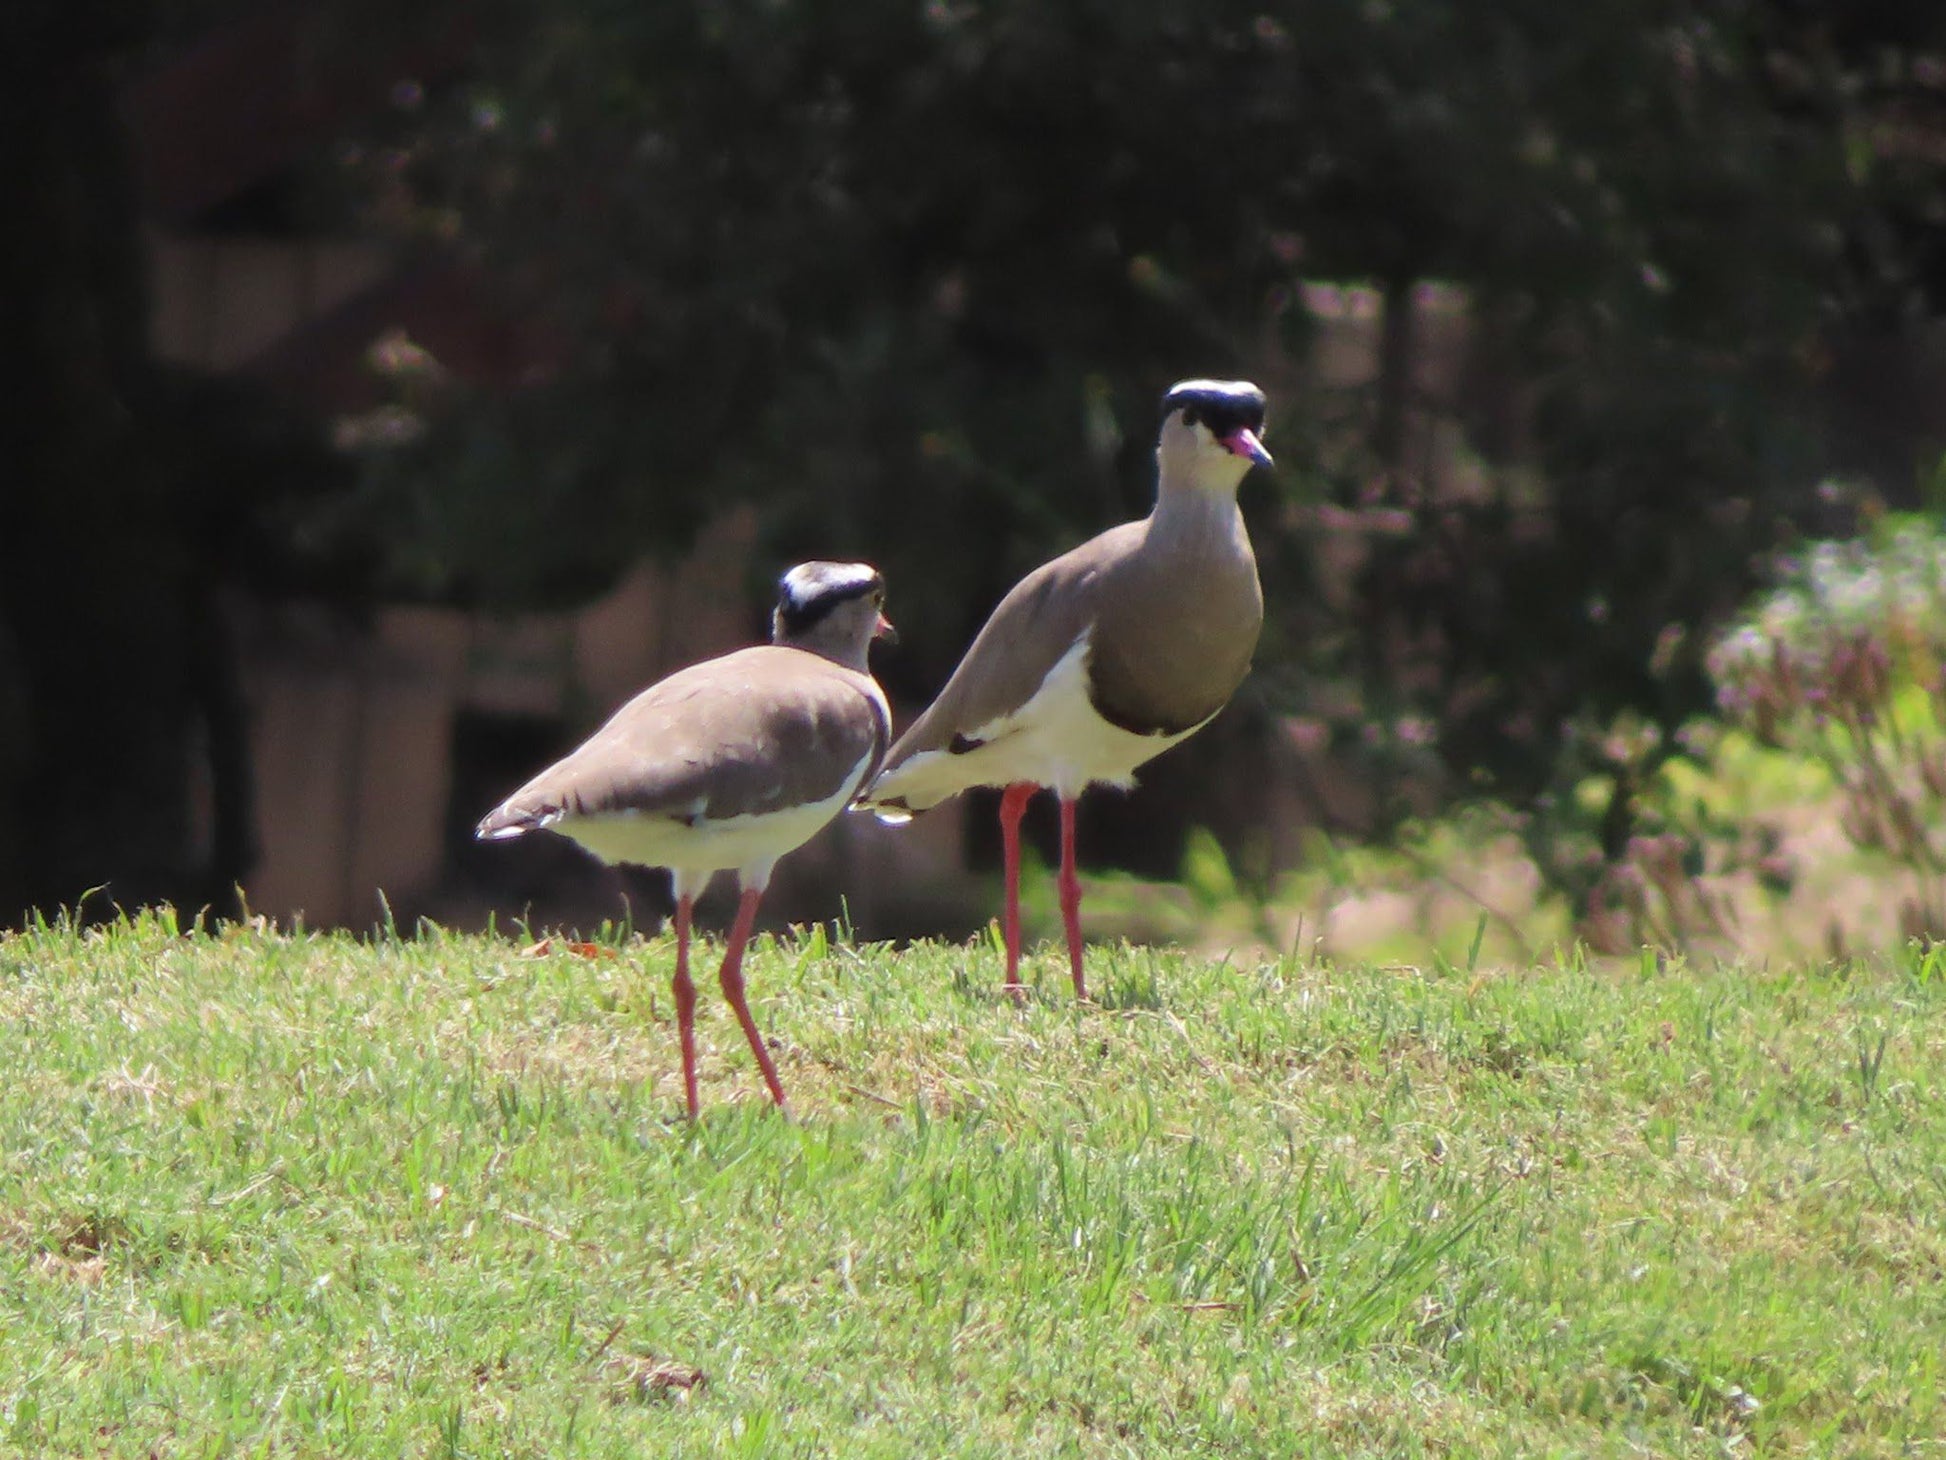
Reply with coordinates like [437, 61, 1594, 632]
[861, 380, 1269, 1000]
[478, 562, 895, 1117]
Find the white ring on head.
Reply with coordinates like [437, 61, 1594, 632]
[780, 561, 880, 612]
[1165, 378, 1264, 402]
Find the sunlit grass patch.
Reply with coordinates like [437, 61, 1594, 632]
[0, 910, 1940, 1455]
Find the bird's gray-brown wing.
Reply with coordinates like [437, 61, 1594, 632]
[873, 523, 1144, 780]
[477, 646, 889, 837]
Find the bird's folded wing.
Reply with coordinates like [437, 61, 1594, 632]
[874, 526, 1137, 777]
[480, 648, 887, 834]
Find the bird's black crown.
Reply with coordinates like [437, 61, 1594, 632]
[1163, 379, 1267, 440]
[775, 561, 884, 638]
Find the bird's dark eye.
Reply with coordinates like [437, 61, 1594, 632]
[1181, 407, 1200, 429]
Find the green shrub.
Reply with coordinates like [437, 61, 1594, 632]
[1707, 511, 1946, 935]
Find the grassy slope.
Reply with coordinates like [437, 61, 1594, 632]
[0, 913, 1941, 1457]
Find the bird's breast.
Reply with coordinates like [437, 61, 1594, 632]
[1084, 542, 1262, 737]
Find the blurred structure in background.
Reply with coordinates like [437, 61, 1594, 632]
[3, 0, 1943, 939]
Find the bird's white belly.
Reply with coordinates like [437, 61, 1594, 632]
[556, 748, 872, 888]
[876, 634, 1207, 809]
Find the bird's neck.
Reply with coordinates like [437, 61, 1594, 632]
[776, 631, 872, 672]
[1149, 470, 1246, 553]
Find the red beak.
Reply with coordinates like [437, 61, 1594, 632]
[874, 612, 898, 644]
[1219, 427, 1273, 469]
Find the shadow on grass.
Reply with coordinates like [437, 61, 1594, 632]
[1089, 954, 1167, 1012]
[937, 942, 1173, 1011]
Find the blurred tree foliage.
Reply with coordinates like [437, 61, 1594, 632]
[1, 0, 353, 920]
[344, 0, 1945, 802]
[5, 0, 1944, 919]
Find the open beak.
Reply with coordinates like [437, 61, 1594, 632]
[874, 611, 898, 644]
[1219, 427, 1273, 469]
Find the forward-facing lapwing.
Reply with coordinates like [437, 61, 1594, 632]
[863, 381, 1269, 1000]
[478, 562, 895, 1116]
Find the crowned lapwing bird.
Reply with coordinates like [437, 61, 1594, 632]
[477, 562, 895, 1117]
[862, 380, 1269, 1000]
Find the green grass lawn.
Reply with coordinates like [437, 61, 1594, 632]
[1, 911, 1941, 1457]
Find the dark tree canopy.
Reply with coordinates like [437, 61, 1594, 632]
[350, 0, 1942, 782]
[2, 0, 1943, 919]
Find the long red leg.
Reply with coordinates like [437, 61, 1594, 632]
[1058, 794, 1087, 1000]
[670, 894, 700, 1119]
[998, 782, 1036, 996]
[717, 886, 788, 1109]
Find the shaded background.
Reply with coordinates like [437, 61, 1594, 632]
[4, 0, 1944, 941]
